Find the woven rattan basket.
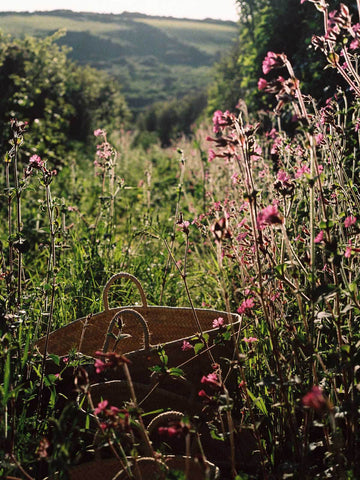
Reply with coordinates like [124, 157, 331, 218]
[36, 273, 241, 396]
[36, 272, 240, 356]
[68, 455, 219, 480]
[87, 380, 199, 415]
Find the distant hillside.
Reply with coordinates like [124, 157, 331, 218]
[0, 10, 238, 113]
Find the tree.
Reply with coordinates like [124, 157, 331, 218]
[0, 30, 130, 162]
[207, 0, 341, 116]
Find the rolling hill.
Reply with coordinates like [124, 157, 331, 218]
[0, 10, 238, 113]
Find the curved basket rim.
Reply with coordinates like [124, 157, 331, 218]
[36, 306, 240, 342]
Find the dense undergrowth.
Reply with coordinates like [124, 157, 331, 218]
[1, 1, 360, 479]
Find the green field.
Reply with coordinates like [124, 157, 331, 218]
[0, 11, 238, 113]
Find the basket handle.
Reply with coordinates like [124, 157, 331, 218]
[103, 272, 148, 311]
[103, 308, 150, 353]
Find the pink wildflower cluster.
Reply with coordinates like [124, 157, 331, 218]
[93, 399, 129, 432]
[177, 219, 190, 234]
[158, 419, 190, 438]
[257, 204, 283, 229]
[25, 154, 57, 182]
[295, 163, 311, 179]
[237, 298, 255, 315]
[181, 340, 193, 352]
[345, 241, 353, 258]
[243, 336, 258, 344]
[302, 386, 328, 411]
[212, 110, 235, 133]
[207, 120, 259, 166]
[344, 241, 360, 258]
[314, 230, 325, 243]
[212, 317, 224, 328]
[262, 51, 287, 75]
[201, 372, 221, 389]
[95, 141, 113, 161]
[36, 437, 50, 459]
[274, 169, 294, 195]
[259, 52, 305, 114]
[29, 154, 44, 168]
[312, 4, 360, 59]
[344, 215, 356, 228]
[94, 351, 131, 374]
[94, 128, 106, 137]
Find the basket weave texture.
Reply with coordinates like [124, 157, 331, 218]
[36, 272, 241, 360]
[68, 455, 219, 480]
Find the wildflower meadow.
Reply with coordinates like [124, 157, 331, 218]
[1, 0, 360, 479]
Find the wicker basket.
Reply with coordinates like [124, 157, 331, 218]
[36, 273, 241, 401]
[68, 455, 219, 480]
[36, 272, 241, 357]
[87, 380, 200, 415]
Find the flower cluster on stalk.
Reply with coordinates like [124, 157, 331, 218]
[93, 399, 130, 432]
[25, 154, 57, 184]
[94, 350, 131, 374]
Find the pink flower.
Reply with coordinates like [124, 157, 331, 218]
[237, 298, 255, 314]
[295, 163, 310, 178]
[231, 172, 239, 185]
[350, 38, 360, 50]
[302, 386, 327, 411]
[158, 426, 179, 437]
[198, 389, 208, 398]
[266, 128, 277, 140]
[243, 336, 258, 344]
[212, 317, 224, 328]
[345, 240, 352, 258]
[258, 78, 268, 90]
[181, 340, 193, 351]
[29, 154, 44, 168]
[94, 351, 131, 373]
[94, 128, 105, 137]
[314, 230, 324, 243]
[37, 438, 50, 458]
[109, 406, 120, 414]
[94, 358, 107, 374]
[177, 220, 190, 234]
[277, 170, 290, 183]
[94, 399, 108, 415]
[315, 133, 324, 145]
[262, 51, 285, 75]
[201, 372, 221, 388]
[257, 205, 283, 229]
[344, 216, 356, 228]
[212, 110, 234, 133]
[208, 149, 216, 162]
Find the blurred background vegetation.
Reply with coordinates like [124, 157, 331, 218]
[0, 1, 347, 156]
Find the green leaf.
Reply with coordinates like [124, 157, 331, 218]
[3, 351, 11, 404]
[275, 263, 287, 276]
[21, 333, 31, 369]
[49, 354, 60, 366]
[168, 367, 185, 377]
[194, 342, 204, 354]
[319, 220, 335, 229]
[348, 282, 357, 293]
[247, 389, 268, 415]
